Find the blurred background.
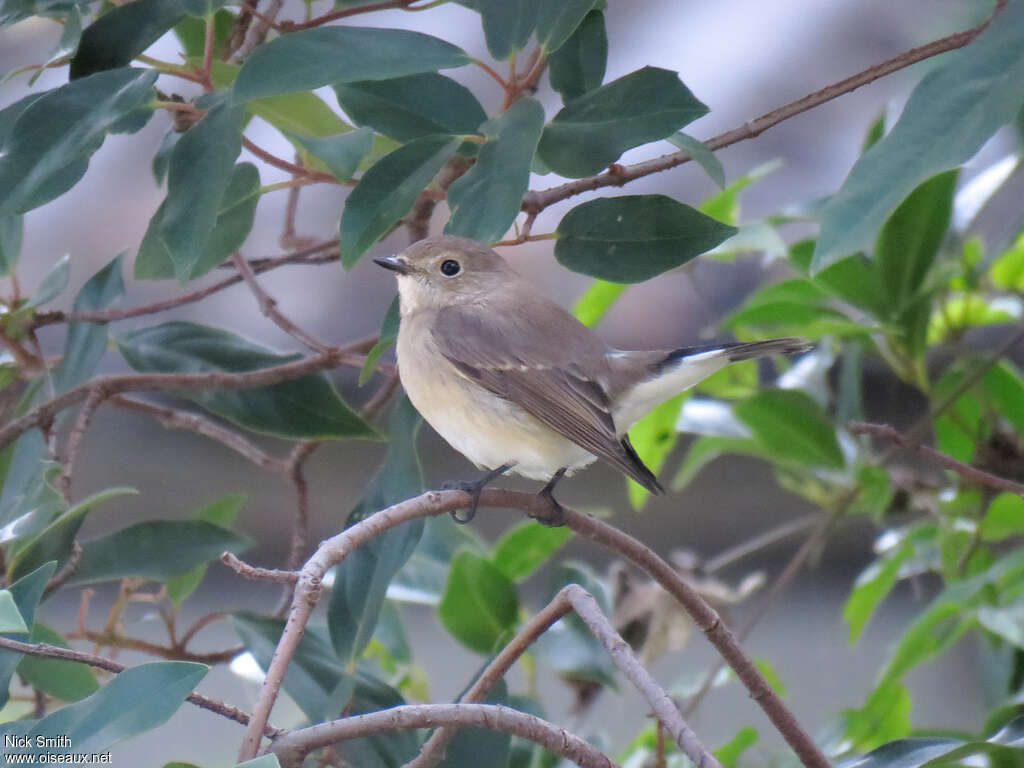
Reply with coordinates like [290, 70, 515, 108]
[0, 0, 1013, 764]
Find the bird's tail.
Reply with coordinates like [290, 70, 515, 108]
[658, 337, 811, 369]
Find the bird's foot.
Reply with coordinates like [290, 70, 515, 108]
[443, 463, 514, 524]
[531, 467, 568, 527]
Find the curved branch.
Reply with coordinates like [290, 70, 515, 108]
[271, 703, 617, 768]
[521, 0, 1007, 215]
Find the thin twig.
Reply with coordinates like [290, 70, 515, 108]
[222, 552, 300, 583]
[703, 515, 821, 575]
[288, 0, 410, 31]
[58, 385, 107, 501]
[520, 0, 1007, 216]
[233, 0, 284, 59]
[242, 138, 338, 184]
[74, 629, 243, 665]
[849, 421, 1024, 497]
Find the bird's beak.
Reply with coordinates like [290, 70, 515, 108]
[373, 254, 414, 275]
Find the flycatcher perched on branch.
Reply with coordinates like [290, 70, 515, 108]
[376, 236, 807, 521]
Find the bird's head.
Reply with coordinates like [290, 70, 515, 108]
[374, 235, 519, 312]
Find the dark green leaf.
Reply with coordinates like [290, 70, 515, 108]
[470, 0, 540, 60]
[157, 101, 246, 283]
[359, 297, 399, 386]
[290, 128, 373, 183]
[932, 365, 983, 463]
[536, 0, 599, 53]
[439, 551, 519, 654]
[812, 2, 1024, 271]
[151, 130, 180, 185]
[0, 591, 27, 633]
[985, 360, 1024, 437]
[173, 7, 235, 60]
[0, 563, 56, 709]
[137, 162, 259, 281]
[329, 399, 424, 667]
[335, 671, 419, 767]
[714, 727, 758, 768]
[335, 74, 486, 143]
[341, 135, 461, 267]
[0, 662, 207, 755]
[572, 279, 625, 327]
[538, 67, 707, 177]
[67, 519, 251, 586]
[734, 389, 844, 468]
[844, 536, 915, 643]
[17, 623, 98, 701]
[668, 131, 725, 188]
[70, 0, 210, 79]
[233, 27, 471, 101]
[842, 717, 1024, 768]
[445, 97, 545, 243]
[117, 321, 377, 439]
[167, 494, 245, 606]
[492, 521, 572, 581]
[555, 195, 737, 282]
[982, 494, 1024, 542]
[0, 215, 22, 275]
[789, 239, 884, 316]
[0, 68, 157, 217]
[438, 675, 510, 768]
[548, 9, 606, 102]
[841, 679, 912, 752]
[389, 516, 488, 604]
[25, 254, 70, 309]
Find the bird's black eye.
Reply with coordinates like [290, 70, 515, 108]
[440, 259, 461, 277]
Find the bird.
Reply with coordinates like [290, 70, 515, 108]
[374, 235, 808, 522]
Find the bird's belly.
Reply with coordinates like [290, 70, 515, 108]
[397, 334, 594, 480]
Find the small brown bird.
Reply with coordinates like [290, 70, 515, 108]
[375, 236, 807, 520]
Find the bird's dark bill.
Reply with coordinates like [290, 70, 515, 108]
[373, 255, 413, 274]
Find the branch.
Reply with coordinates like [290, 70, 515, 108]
[520, 0, 1007, 215]
[222, 552, 300, 583]
[242, 138, 338, 184]
[234, 490, 828, 768]
[0, 636, 281, 737]
[233, 0, 285, 59]
[57, 385, 107, 501]
[271, 703, 617, 768]
[849, 421, 1024, 497]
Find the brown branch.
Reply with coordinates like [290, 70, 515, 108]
[284, 441, 320, 570]
[222, 552, 300, 583]
[849, 421, 1024, 497]
[288, 0, 411, 31]
[0, 636, 279, 736]
[242, 138, 338, 184]
[234, 0, 284, 59]
[271, 703, 617, 768]
[520, 0, 1007, 215]
[74, 628, 243, 665]
[58, 385, 107, 501]
[235, 490, 828, 768]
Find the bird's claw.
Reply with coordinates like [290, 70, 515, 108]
[442, 479, 484, 524]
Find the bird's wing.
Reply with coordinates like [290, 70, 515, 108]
[432, 302, 663, 493]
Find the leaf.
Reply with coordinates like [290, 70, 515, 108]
[668, 131, 725, 188]
[167, 494, 245, 606]
[0, 662, 207, 756]
[438, 675, 511, 768]
[137, 162, 259, 281]
[335, 73, 486, 143]
[991, 233, 1024, 290]
[788, 239, 884, 316]
[932, 365, 983, 463]
[0, 562, 56, 709]
[116, 321, 377, 439]
[673, 435, 768, 490]
[842, 717, 1024, 768]
[548, 9, 607, 102]
[0, 68, 157, 217]
[389, 516, 488, 604]
[492, 521, 572, 581]
[359, 297, 399, 386]
[536, 0, 599, 53]
[627, 393, 687, 508]
[157, 100, 246, 284]
[233, 26, 471, 102]
[812, 2, 1024, 271]
[573, 279, 625, 327]
[538, 66, 708, 178]
[290, 128, 373, 183]
[67, 519, 251, 586]
[439, 551, 519, 654]
[0, 215, 22, 275]
[734, 389, 844, 469]
[984, 360, 1024, 437]
[556, 195, 736, 282]
[24, 254, 70, 309]
[0, 591, 28, 634]
[841, 679, 913, 752]
[470, 0, 540, 60]
[982, 494, 1024, 542]
[341, 135, 461, 267]
[329, 399, 424, 668]
[714, 727, 758, 768]
[445, 97, 545, 243]
[174, 7, 235, 60]
[17, 623, 98, 702]
[70, 0, 209, 79]
[844, 536, 916, 643]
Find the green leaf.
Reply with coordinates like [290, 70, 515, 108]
[673, 435, 768, 490]
[70, 0, 209, 79]
[137, 162, 259, 281]
[334, 74, 487, 143]
[734, 389, 844, 469]
[439, 551, 519, 654]
[548, 9, 606, 102]
[341, 135, 461, 267]
[0, 591, 28, 633]
[812, 2, 1024, 272]
[116, 321, 377, 439]
[573, 279, 625, 327]
[536, 0, 599, 53]
[627, 393, 687, 508]
[841, 679, 912, 752]
[329, 399, 424, 668]
[359, 297, 399, 386]
[248, 89, 351, 138]
[389, 516, 488, 604]
[848, 465, 893, 521]
[17, 623, 98, 702]
[984, 360, 1024, 437]
[932, 365, 984, 463]
[0, 662, 207, 756]
[982, 494, 1024, 542]
[845, 536, 916, 643]
[233, 27, 471, 102]
[167, 494, 245, 606]
[0, 563, 56, 709]
[538, 67, 708, 178]
[724, 277, 867, 340]
[25, 254, 70, 309]
[445, 97, 545, 243]
[0, 215, 22, 275]
[556, 195, 736, 282]
[991, 233, 1024, 290]
[492, 521, 572, 581]
[470, 0, 540, 60]
[668, 131, 725, 188]
[0, 68, 157, 217]
[290, 128, 373, 183]
[714, 727, 758, 768]
[789, 239, 884, 316]
[438, 673, 510, 768]
[173, 7, 234, 60]
[67, 519, 251, 586]
[157, 100, 246, 284]
[842, 717, 1024, 768]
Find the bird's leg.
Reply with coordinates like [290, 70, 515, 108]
[444, 463, 515, 524]
[532, 467, 568, 527]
